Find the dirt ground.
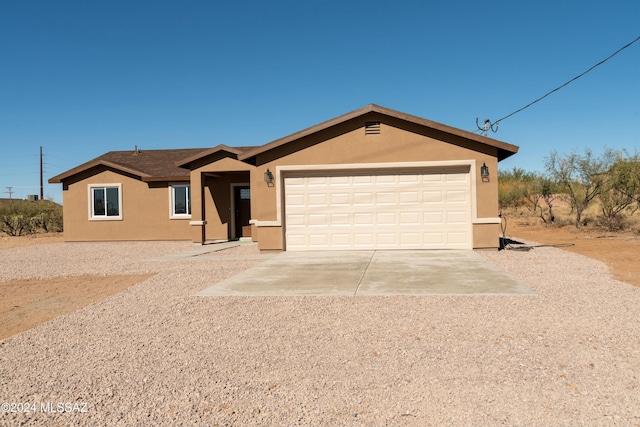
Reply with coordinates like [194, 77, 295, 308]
[1, 225, 638, 341]
[504, 217, 640, 288]
[0, 232, 65, 249]
[0, 274, 154, 340]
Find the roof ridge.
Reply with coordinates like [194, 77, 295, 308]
[238, 104, 519, 161]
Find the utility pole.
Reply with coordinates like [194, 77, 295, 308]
[40, 146, 44, 200]
[5, 186, 14, 199]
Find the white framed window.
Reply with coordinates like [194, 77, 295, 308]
[170, 184, 191, 218]
[89, 184, 122, 220]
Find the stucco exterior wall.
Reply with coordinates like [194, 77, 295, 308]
[61, 168, 192, 241]
[250, 117, 501, 250]
[473, 223, 502, 249]
[189, 157, 253, 243]
[55, 110, 511, 249]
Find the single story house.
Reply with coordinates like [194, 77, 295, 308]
[49, 104, 518, 251]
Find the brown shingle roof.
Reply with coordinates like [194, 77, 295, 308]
[175, 144, 256, 168]
[49, 105, 519, 185]
[49, 148, 211, 183]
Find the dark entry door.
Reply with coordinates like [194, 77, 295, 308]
[234, 186, 251, 239]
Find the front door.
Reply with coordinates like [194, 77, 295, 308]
[234, 186, 251, 239]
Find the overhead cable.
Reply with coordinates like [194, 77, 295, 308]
[488, 35, 640, 128]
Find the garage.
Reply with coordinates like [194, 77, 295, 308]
[284, 166, 472, 251]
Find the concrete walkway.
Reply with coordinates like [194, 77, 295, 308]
[196, 250, 534, 296]
[150, 241, 241, 261]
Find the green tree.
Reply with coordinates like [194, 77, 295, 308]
[598, 154, 640, 230]
[545, 148, 615, 227]
[538, 176, 559, 223]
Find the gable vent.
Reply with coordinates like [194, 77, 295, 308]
[365, 122, 381, 135]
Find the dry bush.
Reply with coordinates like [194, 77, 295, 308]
[0, 200, 63, 236]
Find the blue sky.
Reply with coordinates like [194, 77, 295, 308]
[1, 0, 638, 203]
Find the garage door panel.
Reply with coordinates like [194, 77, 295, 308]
[308, 214, 328, 225]
[400, 211, 420, 224]
[353, 176, 374, 185]
[377, 233, 397, 245]
[285, 170, 471, 250]
[287, 233, 306, 246]
[307, 193, 328, 206]
[330, 213, 350, 225]
[446, 173, 468, 182]
[424, 232, 444, 244]
[376, 212, 396, 225]
[399, 233, 420, 245]
[399, 174, 420, 184]
[447, 211, 468, 223]
[375, 175, 396, 185]
[330, 193, 350, 205]
[285, 177, 305, 187]
[399, 191, 419, 204]
[423, 212, 443, 224]
[307, 177, 328, 186]
[329, 176, 350, 185]
[446, 190, 468, 202]
[352, 213, 372, 225]
[308, 234, 329, 246]
[424, 174, 444, 183]
[376, 192, 396, 204]
[286, 194, 305, 207]
[286, 214, 305, 226]
[447, 232, 468, 244]
[354, 234, 374, 245]
[423, 191, 443, 203]
[353, 192, 373, 205]
[330, 233, 350, 245]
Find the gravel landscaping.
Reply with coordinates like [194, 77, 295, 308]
[1, 241, 639, 426]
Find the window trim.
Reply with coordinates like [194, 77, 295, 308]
[88, 183, 123, 221]
[169, 183, 192, 219]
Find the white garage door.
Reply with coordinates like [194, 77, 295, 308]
[284, 168, 472, 251]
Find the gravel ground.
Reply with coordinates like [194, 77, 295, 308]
[1, 241, 639, 426]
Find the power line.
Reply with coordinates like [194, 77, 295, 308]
[481, 34, 640, 131]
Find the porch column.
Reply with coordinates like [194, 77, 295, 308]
[189, 171, 205, 243]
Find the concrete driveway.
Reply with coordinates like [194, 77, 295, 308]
[196, 250, 533, 296]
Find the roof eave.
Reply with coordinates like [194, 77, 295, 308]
[238, 104, 519, 161]
[175, 145, 242, 168]
[48, 159, 150, 183]
[498, 146, 519, 161]
[238, 105, 376, 161]
[142, 176, 191, 182]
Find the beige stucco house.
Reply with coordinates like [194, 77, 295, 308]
[50, 104, 518, 251]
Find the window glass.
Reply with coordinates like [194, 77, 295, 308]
[93, 188, 106, 216]
[172, 185, 191, 216]
[90, 185, 120, 219]
[106, 187, 120, 216]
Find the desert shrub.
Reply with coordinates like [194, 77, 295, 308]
[597, 156, 640, 230]
[498, 168, 560, 224]
[0, 200, 63, 236]
[545, 148, 616, 228]
[595, 212, 629, 232]
[498, 167, 531, 210]
[30, 206, 63, 233]
[47, 208, 63, 232]
[552, 215, 575, 227]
